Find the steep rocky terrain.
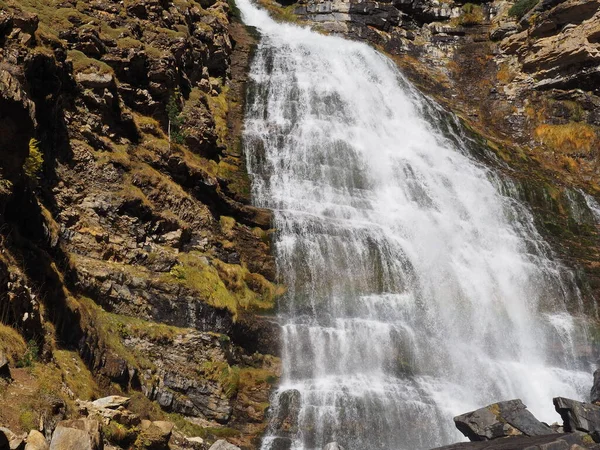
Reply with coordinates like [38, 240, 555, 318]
[0, 0, 281, 447]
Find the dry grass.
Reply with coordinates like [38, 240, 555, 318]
[535, 122, 598, 155]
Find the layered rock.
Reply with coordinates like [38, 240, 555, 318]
[0, 0, 280, 446]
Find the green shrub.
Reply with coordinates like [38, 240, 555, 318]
[17, 340, 39, 368]
[166, 91, 186, 145]
[508, 0, 539, 18]
[459, 3, 484, 25]
[24, 138, 43, 179]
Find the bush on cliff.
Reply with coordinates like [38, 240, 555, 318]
[508, 0, 539, 18]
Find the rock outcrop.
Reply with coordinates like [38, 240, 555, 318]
[454, 399, 554, 441]
[0, 0, 280, 446]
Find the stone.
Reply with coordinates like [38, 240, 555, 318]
[454, 399, 554, 441]
[591, 369, 600, 404]
[91, 396, 130, 410]
[12, 11, 38, 34]
[137, 421, 174, 449]
[0, 429, 8, 450]
[208, 440, 241, 450]
[554, 397, 600, 440]
[323, 443, 344, 450]
[24, 431, 48, 450]
[75, 72, 115, 89]
[49, 418, 102, 450]
[0, 428, 25, 450]
[432, 432, 597, 449]
[0, 351, 11, 379]
[272, 389, 301, 435]
[490, 22, 519, 41]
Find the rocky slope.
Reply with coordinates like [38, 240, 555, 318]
[0, 0, 281, 447]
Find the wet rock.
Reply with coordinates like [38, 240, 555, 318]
[208, 440, 240, 450]
[323, 443, 344, 450]
[433, 432, 597, 449]
[24, 431, 48, 450]
[554, 397, 600, 440]
[590, 369, 600, 404]
[454, 399, 554, 441]
[271, 389, 301, 436]
[49, 418, 102, 450]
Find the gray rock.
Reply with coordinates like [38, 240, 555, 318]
[454, 399, 554, 441]
[490, 22, 519, 41]
[49, 419, 102, 450]
[591, 369, 600, 404]
[208, 440, 241, 450]
[432, 432, 596, 449]
[272, 389, 301, 435]
[554, 397, 600, 440]
[24, 431, 48, 450]
[75, 72, 114, 89]
[323, 443, 344, 450]
[91, 395, 130, 409]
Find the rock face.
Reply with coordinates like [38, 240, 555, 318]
[434, 432, 599, 449]
[0, 0, 280, 446]
[554, 397, 600, 440]
[49, 419, 102, 450]
[454, 399, 554, 441]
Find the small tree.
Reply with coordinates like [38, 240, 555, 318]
[24, 138, 43, 179]
[166, 90, 186, 146]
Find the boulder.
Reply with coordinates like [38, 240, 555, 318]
[138, 420, 174, 449]
[454, 399, 554, 441]
[432, 432, 597, 449]
[0, 351, 11, 379]
[75, 72, 114, 90]
[49, 418, 102, 450]
[91, 396, 130, 410]
[0, 428, 25, 450]
[591, 369, 600, 404]
[0, 429, 8, 450]
[554, 397, 600, 440]
[208, 440, 241, 450]
[323, 443, 344, 450]
[271, 389, 301, 435]
[24, 431, 48, 450]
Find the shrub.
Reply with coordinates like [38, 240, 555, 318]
[459, 3, 484, 25]
[24, 138, 43, 179]
[17, 340, 39, 368]
[167, 91, 186, 145]
[508, 0, 539, 18]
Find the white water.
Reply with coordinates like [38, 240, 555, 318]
[238, 2, 593, 448]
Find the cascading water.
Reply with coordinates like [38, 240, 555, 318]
[238, 2, 594, 448]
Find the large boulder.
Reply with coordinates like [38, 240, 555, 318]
[591, 369, 600, 404]
[49, 418, 102, 450]
[137, 420, 174, 450]
[24, 431, 48, 450]
[433, 432, 598, 449]
[91, 396, 130, 410]
[208, 440, 241, 450]
[554, 397, 600, 440]
[454, 399, 554, 441]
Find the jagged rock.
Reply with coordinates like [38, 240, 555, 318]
[91, 396, 130, 410]
[49, 418, 102, 450]
[138, 420, 174, 450]
[271, 389, 301, 435]
[76, 398, 140, 427]
[554, 397, 600, 440]
[0, 428, 25, 450]
[433, 432, 597, 449]
[12, 11, 38, 34]
[75, 72, 115, 90]
[323, 443, 344, 450]
[489, 22, 518, 40]
[0, 351, 11, 379]
[591, 369, 600, 404]
[24, 431, 48, 450]
[454, 399, 554, 441]
[208, 440, 241, 450]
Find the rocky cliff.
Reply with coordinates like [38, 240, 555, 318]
[0, 0, 281, 447]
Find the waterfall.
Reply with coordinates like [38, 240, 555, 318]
[237, 2, 594, 449]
